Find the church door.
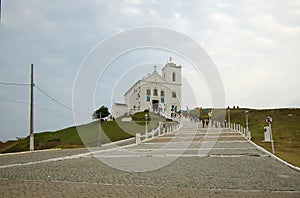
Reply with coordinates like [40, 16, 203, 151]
[152, 100, 159, 112]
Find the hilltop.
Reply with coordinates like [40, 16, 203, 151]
[1, 108, 299, 167]
[0, 112, 168, 154]
[228, 108, 300, 167]
[189, 107, 300, 166]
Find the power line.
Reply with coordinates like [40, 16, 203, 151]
[0, 98, 28, 105]
[0, 81, 90, 115]
[35, 85, 90, 115]
[0, 82, 31, 86]
[0, 98, 73, 120]
[35, 104, 73, 120]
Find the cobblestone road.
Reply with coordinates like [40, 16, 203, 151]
[1, 122, 300, 197]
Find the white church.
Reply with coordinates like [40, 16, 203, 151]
[112, 57, 182, 118]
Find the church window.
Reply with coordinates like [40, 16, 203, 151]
[154, 89, 158, 96]
[172, 91, 176, 98]
[146, 89, 151, 102]
[172, 72, 176, 82]
[161, 91, 165, 103]
[171, 105, 175, 110]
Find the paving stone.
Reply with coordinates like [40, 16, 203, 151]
[0, 121, 299, 197]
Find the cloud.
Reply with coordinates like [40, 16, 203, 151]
[0, 0, 300, 140]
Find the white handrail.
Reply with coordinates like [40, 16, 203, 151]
[136, 122, 180, 145]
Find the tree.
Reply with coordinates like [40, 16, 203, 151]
[92, 106, 110, 119]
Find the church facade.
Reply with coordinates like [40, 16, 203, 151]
[112, 57, 182, 118]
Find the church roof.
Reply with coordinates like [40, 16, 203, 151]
[124, 57, 181, 96]
[124, 66, 168, 96]
[113, 102, 127, 106]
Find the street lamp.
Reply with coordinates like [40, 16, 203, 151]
[245, 110, 249, 132]
[145, 113, 148, 134]
[227, 109, 231, 128]
[98, 112, 102, 147]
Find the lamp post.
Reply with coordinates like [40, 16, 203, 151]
[227, 109, 231, 128]
[98, 112, 101, 147]
[145, 113, 148, 134]
[245, 110, 249, 132]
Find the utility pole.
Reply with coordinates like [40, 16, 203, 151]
[29, 64, 34, 151]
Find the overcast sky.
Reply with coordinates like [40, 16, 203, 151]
[0, 0, 299, 141]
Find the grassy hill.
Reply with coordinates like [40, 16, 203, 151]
[190, 107, 300, 167]
[190, 108, 300, 167]
[1, 109, 299, 167]
[227, 108, 300, 167]
[0, 112, 166, 153]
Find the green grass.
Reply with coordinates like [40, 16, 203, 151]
[3, 108, 298, 168]
[0, 112, 166, 153]
[227, 108, 300, 167]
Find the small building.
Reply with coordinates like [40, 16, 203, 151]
[112, 102, 128, 118]
[113, 57, 182, 118]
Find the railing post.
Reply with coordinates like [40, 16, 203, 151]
[145, 131, 148, 140]
[247, 131, 252, 140]
[152, 130, 155, 138]
[136, 133, 141, 145]
[159, 122, 162, 136]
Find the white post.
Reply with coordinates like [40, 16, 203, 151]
[247, 131, 251, 141]
[152, 130, 155, 138]
[145, 114, 148, 134]
[159, 122, 161, 136]
[136, 133, 141, 145]
[245, 111, 249, 134]
[269, 123, 275, 154]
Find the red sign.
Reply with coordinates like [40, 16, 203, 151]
[266, 116, 273, 124]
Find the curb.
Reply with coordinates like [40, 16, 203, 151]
[249, 140, 300, 172]
[0, 148, 62, 156]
